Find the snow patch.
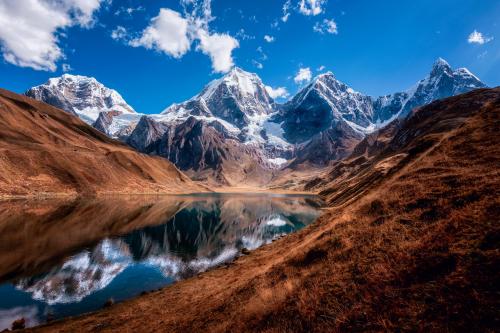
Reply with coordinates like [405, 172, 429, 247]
[267, 157, 288, 167]
[266, 216, 288, 227]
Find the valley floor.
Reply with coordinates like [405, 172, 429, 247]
[27, 89, 500, 332]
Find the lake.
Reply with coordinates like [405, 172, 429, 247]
[0, 193, 323, 329]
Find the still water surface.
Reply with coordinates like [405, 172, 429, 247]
[0, 193, 322, 329]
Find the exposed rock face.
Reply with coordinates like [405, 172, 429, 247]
[127, 116, 169, 153]
[143, 117, 271, 186]
[24, 85, 79, 116]
[278, 58, 486, 170]
[93, 110, 123, 136]
[155, 117, 231, 171]
[25, 74, 135, 124]
[290, 121, 365, 168]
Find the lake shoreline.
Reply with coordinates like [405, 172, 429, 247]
[0, 194, 323, 331]
[0, 187, 317, 202]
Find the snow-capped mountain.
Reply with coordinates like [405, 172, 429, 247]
[25, 74, 136, 125]
[373, 58, 486, 123]
[24, 59, 486, 183]
[279, 58, 485, 145]
[280, 72, 374, 143]
[100, 68, 292, 181]
[162, 67, 275, 128]
[158, 67, 290, 155]
[92, 68, 287, 150]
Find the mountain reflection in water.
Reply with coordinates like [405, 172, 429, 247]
[0, 194, 322, 329]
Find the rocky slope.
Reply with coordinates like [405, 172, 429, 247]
[25, 59, 486, 182]
[30, 87, 500, 333]
[0, 89, 202, 197]
[143, 116, 274, 186]
[288, 120, 364, 168]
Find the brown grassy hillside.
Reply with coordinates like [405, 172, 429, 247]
[31, 88, 499, 332]
[0, 89, 203, 197]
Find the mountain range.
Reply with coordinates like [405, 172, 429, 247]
[25, 58, 486, 186]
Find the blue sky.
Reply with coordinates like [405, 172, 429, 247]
[0, 0, 499, 114]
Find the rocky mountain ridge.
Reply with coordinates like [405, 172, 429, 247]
[24, 59, 486, 185]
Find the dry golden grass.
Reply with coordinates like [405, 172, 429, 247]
[0, 89, 203, 197]
[29, 88, 500, 332]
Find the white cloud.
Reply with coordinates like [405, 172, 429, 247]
[129, 8, 191, 59]
[115, 6, 144, 16]
[264, 35, 275, 43]
[282, 0, 291, 22]
[317, 65, 325, 71]
[294, 67, 312, 84]
[252, 60, 264, 69]
[128, 2, 239, 73]
[468, 30, 493, 45]
[111, 26, 127, 41]
[0, 0, 104, 71]
[181, 0, 214, 27]
[196, 29, 239, 73]
[265, 85, 289, 99]
[69, 0, 106, 27]
[299, 0, 326, 16]
[62, 63, 73, 72]
[235, 29, 255, 41]
[256, 46, 267, 61]
[184, 0, 239, 73]
[313, 19, 338, 34]
[477, 51, 488, 59]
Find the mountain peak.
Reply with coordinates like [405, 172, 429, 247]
[227, 66, 250, 75]
[161, 66, 273, 128]
[26, 73, 135, 124]
[199, 66, 268, 102]
[433, 57, 450, 67]
[430, 57, 452, 76]
[50, 74, 97, 85]
[454, 67, 481, 81]
[311, 71, 362, 95]
[223, 67, 261, 85]
[60, 73, 93, 80]
[315, 71, 336, 81]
